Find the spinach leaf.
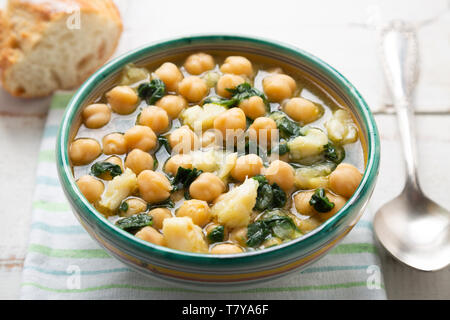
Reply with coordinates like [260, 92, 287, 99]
[147, 198, 175, 211]
[252, 175, 268, 185]
[272, 183, 287, 208]
[275, 116, 302, 139]
[157, 136, 170, 152]
[309, 188, 335, 212]
[269, 142, 289, 156]
[324, 142, 345, 164]
[115, 213, 152, 234]
[203, 83, 267, 108]
[246, 221, 272, 247]
[207, 225, 225, 244]
[203, 96, 236, 108]
[246, 210, 298, 247]
[254, 183, 274, 211]
[138, 79, 166, 105]
[90, 161, 122, 178]
[267, 215, 297, 240]
[226, 83, 267, 105]
[172, 167, 203, 198]
[252, 176, 287, 211]
[119, 201, 128, 213]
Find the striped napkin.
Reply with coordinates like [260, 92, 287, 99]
[20, 93, 386, 299]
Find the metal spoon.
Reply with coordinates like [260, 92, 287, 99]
[373, 20, 450, 271]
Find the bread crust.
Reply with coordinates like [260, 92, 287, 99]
[0, 0, 123, 97]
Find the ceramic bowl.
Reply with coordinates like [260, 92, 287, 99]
[56, 35, 380, 289]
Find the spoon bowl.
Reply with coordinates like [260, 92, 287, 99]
[374, 185, 450, 271]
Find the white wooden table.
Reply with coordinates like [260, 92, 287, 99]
[0, 0, 449, 299]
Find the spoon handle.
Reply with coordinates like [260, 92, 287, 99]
[379, 20, 421, 191]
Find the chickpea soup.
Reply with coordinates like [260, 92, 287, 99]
[70, 52, 365, 255]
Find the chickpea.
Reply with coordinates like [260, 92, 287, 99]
[205, 224, 217, 234]
[297, 217, 322, 234]
[176, 199, 211, 227]
[263, 237, 282, 248]
[121, 198, 147, 217]
[284, 97, 321, 124]
[248, 117, 277, 147]
[154, 62, 183, 92]
[82, 103, 111, 129]
[100, 156, 124, 180]
[69, 138, 101, 165]
[155, 95, 187, 118]
[269, 151, 290, 164]
[267, 67, 284, 74]
[220, 56, 253, 77]
[135, 226, 165, 246]
[137, 170, 172, 204]
[210, 243, 243, 254]
[149, 208, 172, 230]
[229, 227, 247, 246]
[329, 163, 363, 198]
[164, 154, 193, 176]
[178, 76, 209, 102]
[231, 154, 263, 182]
[262, 74, 296, 102]
[317, 192, 347, 221]
[124, 125, 157, 152]
[184, 53, 215, 75]
[265, 160, 295, 191]
[213, 108, 246, 141]
[169, 125, 199, 154]
[238, 96, 266, 120]
[171, 189, 185, 203]
[189, 173, 225, 202]
[293, 191, 315, 216]
[102, 133, 127, 155]
[106, 86, 138, 115]
[125, 149, 154, 175]
[216, 74, 245, 98]
[106, 155, 123, 168]
[138, 106, 170, 134]
[76, 175, 104, 203]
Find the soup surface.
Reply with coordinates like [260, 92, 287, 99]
[70, 51, 365, 254]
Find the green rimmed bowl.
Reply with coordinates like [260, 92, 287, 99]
[56, 35, 380, 289]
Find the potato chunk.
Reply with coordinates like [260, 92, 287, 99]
[188, 150, 238, 183]
[99, 168, 137, 210]
[162, 217, 208, 253]
[119, 64, 149, 85]
[325, 109, 358, 145]
[211, 178, 258, 229]
[294, 162, 335, 190]
[288, 128, 328, 163]
[217, 152, 238, 181]
[191, 149, 221, 173]
[180, 104, 227, 131]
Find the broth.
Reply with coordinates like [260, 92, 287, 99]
[69, 51, 365, 254]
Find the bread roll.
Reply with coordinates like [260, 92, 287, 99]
[0, 0, 123, 98]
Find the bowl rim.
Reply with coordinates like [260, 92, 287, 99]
[57, 34, 380, 265]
